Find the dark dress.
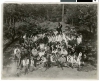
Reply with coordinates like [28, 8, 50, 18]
[56, 24, 62, 34]
[43, 36, 49, 44]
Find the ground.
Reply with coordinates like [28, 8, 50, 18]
[2, 63, 98, 80]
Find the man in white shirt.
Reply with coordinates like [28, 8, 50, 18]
[14, 47, 21, 58]
[77, 35, 82, 45]
[14, 46, 21, 68]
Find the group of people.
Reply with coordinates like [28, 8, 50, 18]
[13, 23, 85, 74]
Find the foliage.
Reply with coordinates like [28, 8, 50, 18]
[3, 4, 97, 42]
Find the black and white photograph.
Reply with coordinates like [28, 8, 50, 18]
[2, 3, 98, 79]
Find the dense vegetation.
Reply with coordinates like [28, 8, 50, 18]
[3, 4, 97, 52]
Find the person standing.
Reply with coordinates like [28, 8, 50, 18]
[56, 22, 62, 34]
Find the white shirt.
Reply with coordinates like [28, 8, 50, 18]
[52, 50, 57, 54]
[54, 31, 58, 35]
[14, 48, 20, 55]
[32, 49, 37, 56]
[30, 60, 34, 66]
[61, 48, 68, 55]
[40, 44, 45, 49]
[56, 35, 59, 42]
[62, 34, 68, 45]
[77, 37, 82, 45]
[41, 57, 47, 62]
[50, 55, 55, 62]
[39, 51, 45, 57]
[53, 36, 56, 42]
[77, 52, 82, 64]
[22, 59, 29, 66]
[58, 35, 62, 42]
[48, 36, 52, 42]
[52, 36, 55, 42]
[34, 36, 37, 42]
[66, 36, 71, 41]
[23, 34, 26, 39]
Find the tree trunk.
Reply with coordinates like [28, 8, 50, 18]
[9, 16, 12, 26]
[62, 4, 64, 22]
[47, 9, 49, 20]
[93, 26, 96, 35]
[13, 17, 15, 27]
[89, 26, 92, 33]
[72, 18, 73, 25]
[6, 18, 7, 24]
[3, 37, 19, 52]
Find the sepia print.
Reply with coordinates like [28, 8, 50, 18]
[2, 3, 98, 79]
